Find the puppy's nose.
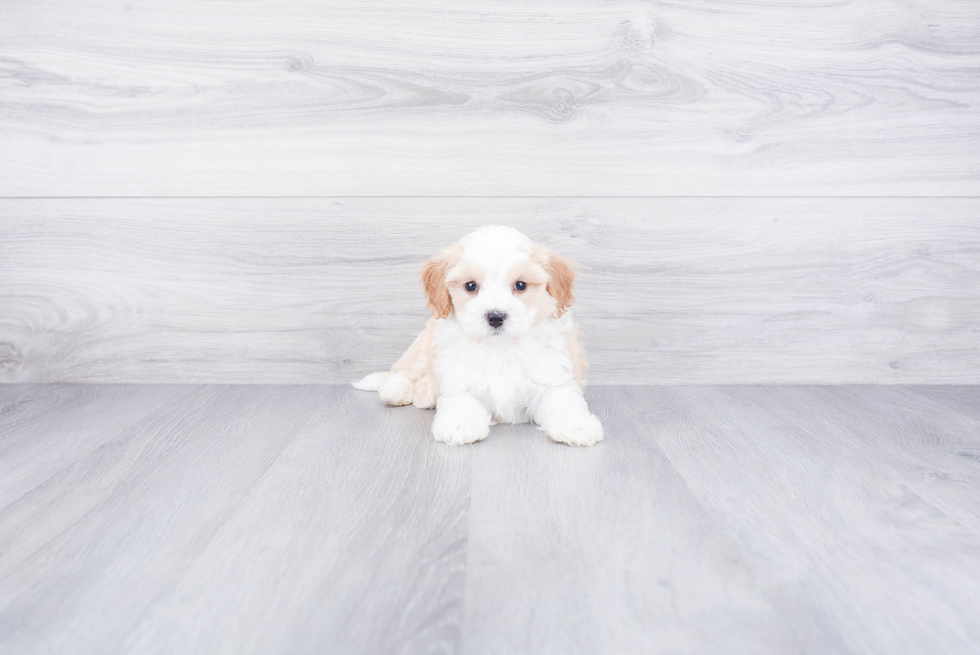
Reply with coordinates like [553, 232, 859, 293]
[486, 311, 507, 328]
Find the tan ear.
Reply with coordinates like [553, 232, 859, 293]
[540, 247, 576, 317]
[420, 245, 459, 319]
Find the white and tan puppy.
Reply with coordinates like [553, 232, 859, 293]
[353, 226, 602, 446]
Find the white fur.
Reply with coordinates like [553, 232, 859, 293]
[355, 226, 603, 446]
[351, 371, 390, 391]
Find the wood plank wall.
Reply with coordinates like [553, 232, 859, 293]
[1, 1, 978, 383]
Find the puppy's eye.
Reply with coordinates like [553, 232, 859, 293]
[464, 281, 478, 293]
[514, 281, 527, 291]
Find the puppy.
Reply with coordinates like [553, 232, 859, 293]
[353, 226, 603, 447]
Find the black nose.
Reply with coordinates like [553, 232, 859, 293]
[486, 311, 507, 328]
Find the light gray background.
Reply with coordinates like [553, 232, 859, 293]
[3, 4, 980, 654]
[1, 0, 979, 384]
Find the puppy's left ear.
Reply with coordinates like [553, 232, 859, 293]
[420, 245, 460, 319]
[538, 247, 576, 317]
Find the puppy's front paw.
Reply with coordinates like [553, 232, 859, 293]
[412, 373, 438, 409]
[378, 372, 414, 406]
[432, 412, 490, 445]
[545, 413, 604, 447]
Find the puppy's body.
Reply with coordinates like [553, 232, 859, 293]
[354, 226, 602, 446]
[436, 309, 579, 425]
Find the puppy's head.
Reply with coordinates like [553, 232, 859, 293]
[420, 226, 575, 340]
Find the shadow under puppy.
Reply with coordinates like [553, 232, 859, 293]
[354, 226, 603, 446]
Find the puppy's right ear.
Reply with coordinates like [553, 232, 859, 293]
[420, 245, 459, 319]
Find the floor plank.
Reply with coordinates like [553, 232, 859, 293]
[0, 385, 470, 655]
[1, 1, 978, 195]
[804, 385, 980, 535]
[0, 384, 187, 513]
[656, 386, 980, 654]
[3, 197, 978, 385]
[1, 384, 979, 654]
[462, 386, 809, 654]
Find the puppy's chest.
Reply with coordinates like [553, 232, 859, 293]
[435, 331, 571, 423]
[470, 350, 537, 421]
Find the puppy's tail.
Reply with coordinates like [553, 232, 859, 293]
[351, 371, 390, 391]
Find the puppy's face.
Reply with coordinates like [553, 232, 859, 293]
[421, 226, 575, 341]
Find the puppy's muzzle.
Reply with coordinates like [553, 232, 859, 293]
[486, 311, 507, 329]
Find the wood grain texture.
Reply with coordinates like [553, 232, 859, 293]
[462, 385, 980, 653]
[1, 0, 978, 196]
[0, 384, 470, 655]
[463, 387, 804, 654]
[1, 384, 979, 654]
[643, 385, 980, 653]
[2, 197, 978, 384]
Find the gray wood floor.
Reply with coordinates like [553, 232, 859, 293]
[1, 384, 979, 655]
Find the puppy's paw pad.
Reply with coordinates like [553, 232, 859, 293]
[432, 413, 489, 445]
[546, 413, 604, 447]
[378, 373, 414, 407]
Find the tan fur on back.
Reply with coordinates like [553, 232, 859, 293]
[390, 317, 440, 408]
[392, 317, 438, 380]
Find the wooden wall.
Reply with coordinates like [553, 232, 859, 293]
[2, 199, 977, 384]
[1, 1, 978, 383]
